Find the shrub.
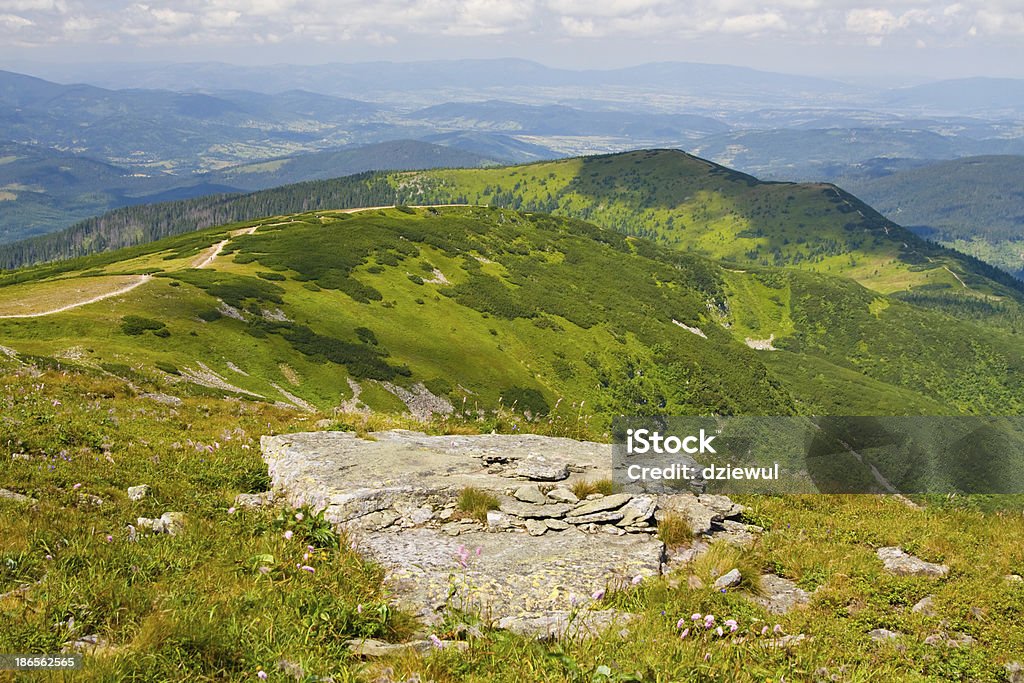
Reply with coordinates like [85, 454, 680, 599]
[500, 386, 550, 416]
[657, 512, 694, 547]
[155, 361, 180, 375]
[256, 271, 286, 281]
[121, 315, 167, 336]
[571, 478, 618, 499]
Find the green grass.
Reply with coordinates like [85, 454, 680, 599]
[1, 356, 1023, 680]
[457, 487, 500, 523]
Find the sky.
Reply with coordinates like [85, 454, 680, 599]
[2, 0, 1024, 81]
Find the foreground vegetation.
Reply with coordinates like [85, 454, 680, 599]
[1, 357, 1023, 681]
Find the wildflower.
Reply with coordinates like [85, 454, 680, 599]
[680, 627, 690, 639]
[475, 546, 482, 556]
[307, 545, 314, 552]
[258, 567, 270, 575]
[691, 613, 702, 621]
[704, 614, 715, 629]
[257, 671, 268, 680]
[429, 634, 445, 649]
[45, 554, 53, 561]
[716, 626, 724, 637]
[105, 535, 113, 542]
[72, 483, 82, 490]
[724, 619, 738, 630]
[703, 653, 711, 662]
[357, 604, 363, 614]
[227, 507, 236, 515]
[631, 574, 643, 585]
[592, 588, 606, 600]
[774, 624, 783, 634]
[283, 530, 294, 541]
[295, 512, 304, 522]
[760, 625, 769, 636]
[300, 565, 315, 573]
[676, 617, 687, 629]
[303, 552, 310, 561]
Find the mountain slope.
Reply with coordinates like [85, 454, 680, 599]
[3, 206, 1024, 423]
[839, 155, 1024, 278]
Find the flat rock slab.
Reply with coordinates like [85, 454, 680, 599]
[261, 430, 668, 635]
[753, 574, 811, 614]
[358, 527, 664, 624]
[876, 547, 949, 578]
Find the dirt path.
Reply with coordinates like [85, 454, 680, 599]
[0, 275, 152, 319]
[192, 225, 259, 269]
[943, 265, 968, 289]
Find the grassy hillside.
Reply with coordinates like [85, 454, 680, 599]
[840, 155, 1024, 278]
[6, 151, 1020, 311]
[3, 206, 1024, 424]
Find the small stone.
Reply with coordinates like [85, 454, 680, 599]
[1006, 574, 1024, 583]
[911, 595, 936, 616]
[77, 493, 104, 507]
[544, 518, 570, 530]
[127, 485, 150, 501]
[277, 658, 305, 681]
[487, 510, 512, 529]
[876, 547, 949, 578]
[159, 511, 186, 536]
[570, 493, 633, 517]
[525, 519, 548, 536]
[566, 510, 625, 524]
[0, 488, 37, 505]
[514, 485, 547, 504]
[407, 505, 434, 525]
[617, 495, 656, 527]
[11, 453, 32, 461]
[438, 508, 454, 520]
[345, 638, 467, 658]
[349, 509, 400, 532]
[869, 628, 901, 641]
[585, 493, 604, 500]
[713, 568, 742, 590]
[442, 522, 464, 536]
[697, 494, 746, 518]
[234, 491, 275, 509]
[515, 455, 569, 481]
[754, 574, 811, 614]
[601, 525, 626, 536]
[547, 488, 579, 504]
[499, 500, 571, 519]
[1006, 661, 1023, 683]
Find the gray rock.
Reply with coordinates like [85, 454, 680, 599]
[499, 500, 571, 519]
[697, 494, 746, 518]
[1006, 574, 1023, 584]
[656, 494, 723, 535]
[348, 509, 400, 532]
[487, 510, 512, 530]
[566, 510, 625, 524]
[869, 628, 901, 641]
[61, 634, 114, 655]
[544, 518, 570, 531]
[77, 493, 104, 507]
[617, 495, 656, 527]
[924, 631, 975, 647]
[137, 512, 185, 536]
[525, 520, 548, 536]
[1006, 661, 1023, 683]
[753, 574, 811, 614]
[570, 493, 633, 517]
[912, 595, 937, 616]
[514, 485, 547, 504]
[345, 638, 466, 657]
[515, 455, 569, 481]
[127, 485, 150, 502]
[406, 505, 435, 525]
[547, 487, 579, 504]
[876, 547, 949, 578]
[0, 488, 37, 505]
[496, 610, 633, 640]
[713, 568, 742, 590]
[234, 491, 276, 509]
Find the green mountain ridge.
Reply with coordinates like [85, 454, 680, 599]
[3, 205, 1024, 429]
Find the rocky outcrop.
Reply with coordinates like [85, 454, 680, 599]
[260, 430, 762, 636]
[876, 547, 949, 578]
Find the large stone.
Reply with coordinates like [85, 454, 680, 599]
[656, 494, 723, 535]
[713, 568, 742, 590]
[1006, 661, 1023, 683]
[514, 485, 547, 504]
[234, 491, 276, 509]
[499, 500, 572, 519]
[697, 494, 746, 518]
[876, 547, 949, 578]
[127, 485, 150, 502]
[869, 628, 901, 641]
[912, 595, 937, 616]
[569, 493, 633, 518]
[525, 520, 548, 536]
[137, 512, 186, 536]
[487, 510, 512, 530]
[753, 574, 811, 614]
[0, 488, 37, 505]
[616, 495, 656, 527]
[515, 455, 569, 481]
[345, 638, 466, 658]
[547, 488, 579, 504]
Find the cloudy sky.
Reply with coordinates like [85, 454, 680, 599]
[1, 0, 1023, 81]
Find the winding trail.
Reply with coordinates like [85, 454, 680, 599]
[192, 225, 259, 269]
[0, 276, 152, 319]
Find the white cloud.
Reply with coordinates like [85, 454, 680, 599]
[0, 0, 1021, 53]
